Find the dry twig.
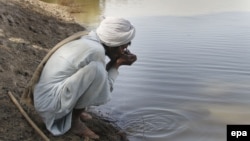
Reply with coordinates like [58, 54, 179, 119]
[8, 91, 50, 141]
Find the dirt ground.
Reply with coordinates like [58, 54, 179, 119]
[0, 0, 128, 141]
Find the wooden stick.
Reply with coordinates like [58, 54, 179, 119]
[8, 91, 50, 141]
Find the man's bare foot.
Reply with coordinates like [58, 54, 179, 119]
[80, 112, 92, 121]
[71, 117, 99, 139]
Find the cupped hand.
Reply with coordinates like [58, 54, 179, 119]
[116, 50, 137, 66]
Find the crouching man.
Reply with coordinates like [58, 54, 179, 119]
[33, 17, 137, 139]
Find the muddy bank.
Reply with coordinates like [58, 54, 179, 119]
[0, 0, 127, 140]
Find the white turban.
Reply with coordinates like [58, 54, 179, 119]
[96, 17, 136, 47]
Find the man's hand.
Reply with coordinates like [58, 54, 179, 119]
[106, 49, 137, 70]
[116, 50, 137, 66]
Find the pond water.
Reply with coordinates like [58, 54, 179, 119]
[42, 0, 250, 141]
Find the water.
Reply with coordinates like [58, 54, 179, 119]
[101, 14, 250, 141]
[41, 1, 250, 141]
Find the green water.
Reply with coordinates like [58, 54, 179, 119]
[41, 0, 103, 28]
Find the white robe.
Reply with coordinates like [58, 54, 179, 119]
[33, 31, 118, 136]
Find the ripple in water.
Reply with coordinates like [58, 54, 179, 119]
[117, 108, 189, 139]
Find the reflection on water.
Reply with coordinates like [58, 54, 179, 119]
[42, 0, 104, 28]
[40, 0, 250, 141]
[41, 0, 250, 27]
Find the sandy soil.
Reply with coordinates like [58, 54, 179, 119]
[0, 0, 128, 141]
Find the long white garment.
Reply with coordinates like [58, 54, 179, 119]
[33, 31, 118, 136]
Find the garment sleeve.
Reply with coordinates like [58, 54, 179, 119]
[107, 67, 119, 92]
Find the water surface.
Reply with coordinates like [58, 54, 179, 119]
[98, 14, 250, 141]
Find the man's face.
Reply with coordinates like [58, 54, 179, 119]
[106, 42, 131, 61]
